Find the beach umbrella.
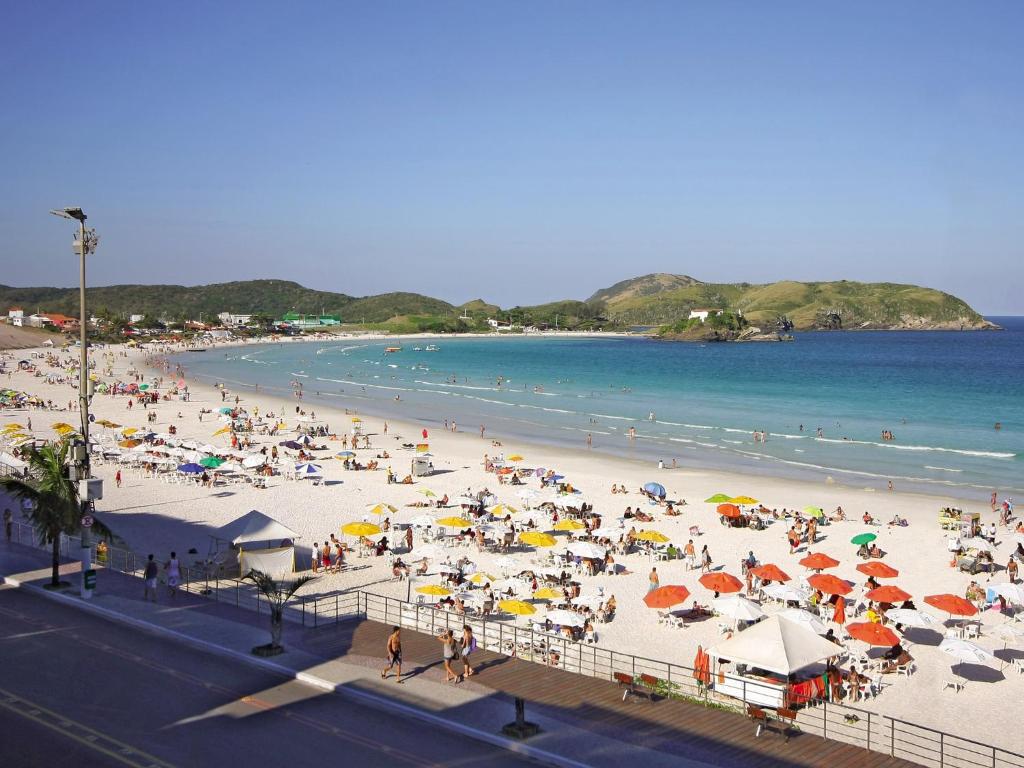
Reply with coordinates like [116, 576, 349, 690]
[729, 495, 759, 505]
[520, 531, 556, 548]
[294, 434, 315, 446]
[118, 439, 141, 448]
[499, 600, 536, 616]
[749, 564, 791, 583]
[546, 609, 584, 627]
[847, 622, 900, 647]
[994, 623, 1024, 642]
[924, 594, 979, 617]
[197, 443, 218, 454]
[643, 585, 692, 609]
[242, 455, 267, 469]
[280, 440, 303, 450]
[803, 506, 825, 518]
[799, 552, 840, 571]
[335, 451, 356, 458]
[961, 537, 993, 552]
[713, 594, 766, 622]
[416, 585, 452, 596]
[488, 503, 519, 516]
[341, 522, 381, 537]
[704, 493, 732, 504]
[634, 530, 670, 543]
[218, 462, 245, 472]
[856, 562, 900, 579]
[436, 516, 473, 528]
[51, 421, 74, 432]
[218, 407, 233, 414]
[532, 587, 563, 600]
[988, 583, 1024, 605]
[351, 417, 362, 423]
[494, 555, 518, 572]
[886, 609, 940, 629]
[808, 574, 852, 596]
[778, 608, 828, 634]
[699, 572, 743, 594]
[572, 594, 605, 609]
[566, 541, 606, 559]
[591, 525, 625, 539]
[468, 572, 497, 585]
[212, 426, 232, 437]
[865, 585, 912, 603]
[553, 519, 585, 532]
[717, 503, 741, 519]
[199, 456, 224, 468]
[940, 637, 995, 672]
[409, 514, 437, 528]
[416, 443, 430, 453]
[367, 503, 398, 516]
[180, 439, 199, 450]
[643, 482, 666, 497]
[851, 532, 877, 546]
[507, 454, 524, 462]
[177, 463, 204, 474]
[457, 496, 479, 507]
[417, 488, 437, 498]
[122, 428, 139, 436]
[2, 423, 25, 432]
[294, 463, 322, 476]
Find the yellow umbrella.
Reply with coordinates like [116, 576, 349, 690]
[122, 428, 138, 436]
[2, 423, 25, 432]
[507, 454, 524, 462]
[367, 503, 398, 516]
[488, 503, 518, 516]
[469, 572, 497, 585]
[95, 419, 120, 428]
[634, 530, 670, 543]
[498, 599, 536, 616]
[519, 531, 556, 548]
[341, 522, 381, 537]
[351, 417, 362, 423]
[436, 516, 473, 528]
[553, 519, 585, 531]
[212, 426, 232, 437]
[415, 585, 452, 596]
[51, 422, 74, 431]
[276, 421, 288, 430]
[118, 439, 142, 448]
[533, 586, 563, 600]
[417, 488, 437, 498]
[729, 495, 759, 505]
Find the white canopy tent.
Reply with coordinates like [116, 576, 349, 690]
[213, 510, 300, 577]
[707, 615, 843, 677]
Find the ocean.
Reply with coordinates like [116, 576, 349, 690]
[172, 317, 1024, 502]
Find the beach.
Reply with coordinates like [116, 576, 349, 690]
[2, 335, 1022, 750]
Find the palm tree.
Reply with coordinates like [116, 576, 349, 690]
[245, 569, 316, 652]
[0, 439, 116, 588]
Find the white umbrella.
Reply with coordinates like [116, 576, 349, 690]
[713, 595, 766, 622]
[571, 594, 605, 609]
[940, 637, 995, 668]
[294, 462, 323, 476]
[494, 555, 518, 572]
[218, 462, 245, 472]
[437, 563, 460, 574]
[165, 446, 185, 457]
[961, 537, 993, 552]
[198, 443, 218, 454]
[591, 526, 626, 539]
[566, 541, 607, 559]
[546, 609, 585, 627]
[886, 608, 941, 629]
[409, 514, 437, 528]
[181, 450, 203, 463]
[457, 496, 479, 507]
[988, 583, 1024, 605]
[180, 439, 199, 450]
[778, 608, 828, 634]
[994, 622, 1024, 642]
[762, 583, 809, 603]
[242, 454, 266, 469]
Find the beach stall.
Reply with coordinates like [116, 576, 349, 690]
[706, 616, 842, 708]
[211, 510, 299, 578]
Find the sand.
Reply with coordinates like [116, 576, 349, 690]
[2, 337, 1021, 751]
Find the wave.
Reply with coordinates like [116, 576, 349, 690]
[413, 379, 500, 392]
[588, 413, 634, 422]
[291, 372, 309, 378]
[814, 437, 1014, 459]
[925, 466, 964, 473]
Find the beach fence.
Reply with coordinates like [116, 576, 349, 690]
[6, 522, 1022, 768]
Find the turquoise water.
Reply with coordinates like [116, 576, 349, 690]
[174, 318, 1024, 501]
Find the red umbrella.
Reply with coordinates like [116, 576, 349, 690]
[808, 573, 852, 596]
[856, 561, 899, 579]
[924, 593, 978, 617]
[644, 585, 691, 609]
[749, 564, 791, 582]
[833, 595, 846, 624]
[699, 572, 744, 594]
[693, 646, 711, 686]
[717, 503, 741, 519]
[847, 622, 900, 646]
[865, 586, 912, 604]
[799, 552, 841, 570]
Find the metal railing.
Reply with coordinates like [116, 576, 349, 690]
[4, 520, 1021, 768]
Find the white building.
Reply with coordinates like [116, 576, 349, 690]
[688, 308, 725, 322]
[129, 314, 145, 324]
[217, 312, 253, 327]
[8, 308, 24, 326]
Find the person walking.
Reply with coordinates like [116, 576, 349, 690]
[461, 625, 477, 677]
[648, 567, 660, 593]
[381, 626, 403, 683]
[683, 539, 696, 570]
[404, 526, 414, 553]
[143, 554, 159, 602]
[1008, 557, 1019, 584]
[165, 551, 181, 599]
[312, 542, 321, 573]
[438, 629, 459, 683]
[115, 469, 122, 488]
[701, 545, 713, 573]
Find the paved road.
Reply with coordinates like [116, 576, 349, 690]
[0, 586, 539, 768]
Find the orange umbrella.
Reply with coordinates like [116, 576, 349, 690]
[693, 646, 711, 686]
[856, 561, 899, 579]
[808, 573, 852, 596]
[716, 503, 741, 519]
[865, 586, 912, 604]
[847, 622, 900, 647]
[699, 572, 743, 594]
[749, 564, 791, 582]
[799, 552, 840, 571]
[924, 594, 978, 617]
[644, 585, 691, 609]
[833, 595, 846, 624]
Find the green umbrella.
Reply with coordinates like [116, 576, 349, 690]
[139, 383, 149, 391]
[803, 506, 824, 518]
[851, 532, 877, 546]
[200, 456, 224, 468]
[705, 493, 732, 503]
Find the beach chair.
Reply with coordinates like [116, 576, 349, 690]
[942, 678, 966, 693]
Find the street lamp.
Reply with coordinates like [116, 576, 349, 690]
[50, 206, 100, 599]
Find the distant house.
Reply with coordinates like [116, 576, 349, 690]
[8, 308, 24, 326]
[487, 317, 516, 330]
[279, 312, 341, 329]
[42, 313, 80, 332]
[217, 312, 253, 327]
[688, 308, 724, 322]
[129, 314, 145, 324]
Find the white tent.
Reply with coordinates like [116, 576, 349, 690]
[214, 510, 299, 578]
[707, 615, 843, 676]
[0, 452, 27, 471]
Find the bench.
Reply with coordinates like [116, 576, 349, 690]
[748, 705, 769, 737]
[776, 707, 799, 741]
[614, 672, 640, 702]
[639, 673, 665, 700]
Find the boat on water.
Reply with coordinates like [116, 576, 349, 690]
[384, 346, 402, 353]
[425, 344, 440, 352]
[412, 346, 423, 351]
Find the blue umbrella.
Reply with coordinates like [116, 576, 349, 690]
[279, 440, 303, 450]
[643, 482, 666, 497]
[178, 463, 204, 474]
[218, 407, 234, 414]
[295, 462, 322, 475]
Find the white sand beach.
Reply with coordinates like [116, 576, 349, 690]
[2, 337, 1021, 750]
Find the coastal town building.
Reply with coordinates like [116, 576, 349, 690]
[279, 312, 341, 329]
[217, 312, 253, 327]
[687, 308, 724, 322]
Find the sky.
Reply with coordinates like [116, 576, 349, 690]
[1, 2, 1022, 313]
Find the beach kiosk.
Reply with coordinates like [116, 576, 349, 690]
[212, 510, 299, 578]
[706, 616, 842, 709]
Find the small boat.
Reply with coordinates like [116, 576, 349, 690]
[384, 346, 402, 353]
[425, 344, 439, 352]
[412, 346, 423, 351]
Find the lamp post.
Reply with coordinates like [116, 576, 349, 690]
[49, 206, 99, 598]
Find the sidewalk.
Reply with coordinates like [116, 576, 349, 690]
[0, 541, 714, 768]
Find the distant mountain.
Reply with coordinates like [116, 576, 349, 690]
[587, 273, 702, 304]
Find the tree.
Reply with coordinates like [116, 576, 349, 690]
[0, 439, 116, 588]
[245, 569, 316, 652]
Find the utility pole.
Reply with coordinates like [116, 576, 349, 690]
[50, 207, 100, 599]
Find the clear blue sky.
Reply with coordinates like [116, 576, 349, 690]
[2, 2, 1021, 313]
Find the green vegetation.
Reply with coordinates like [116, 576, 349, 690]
[658, 311, 749, 338]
